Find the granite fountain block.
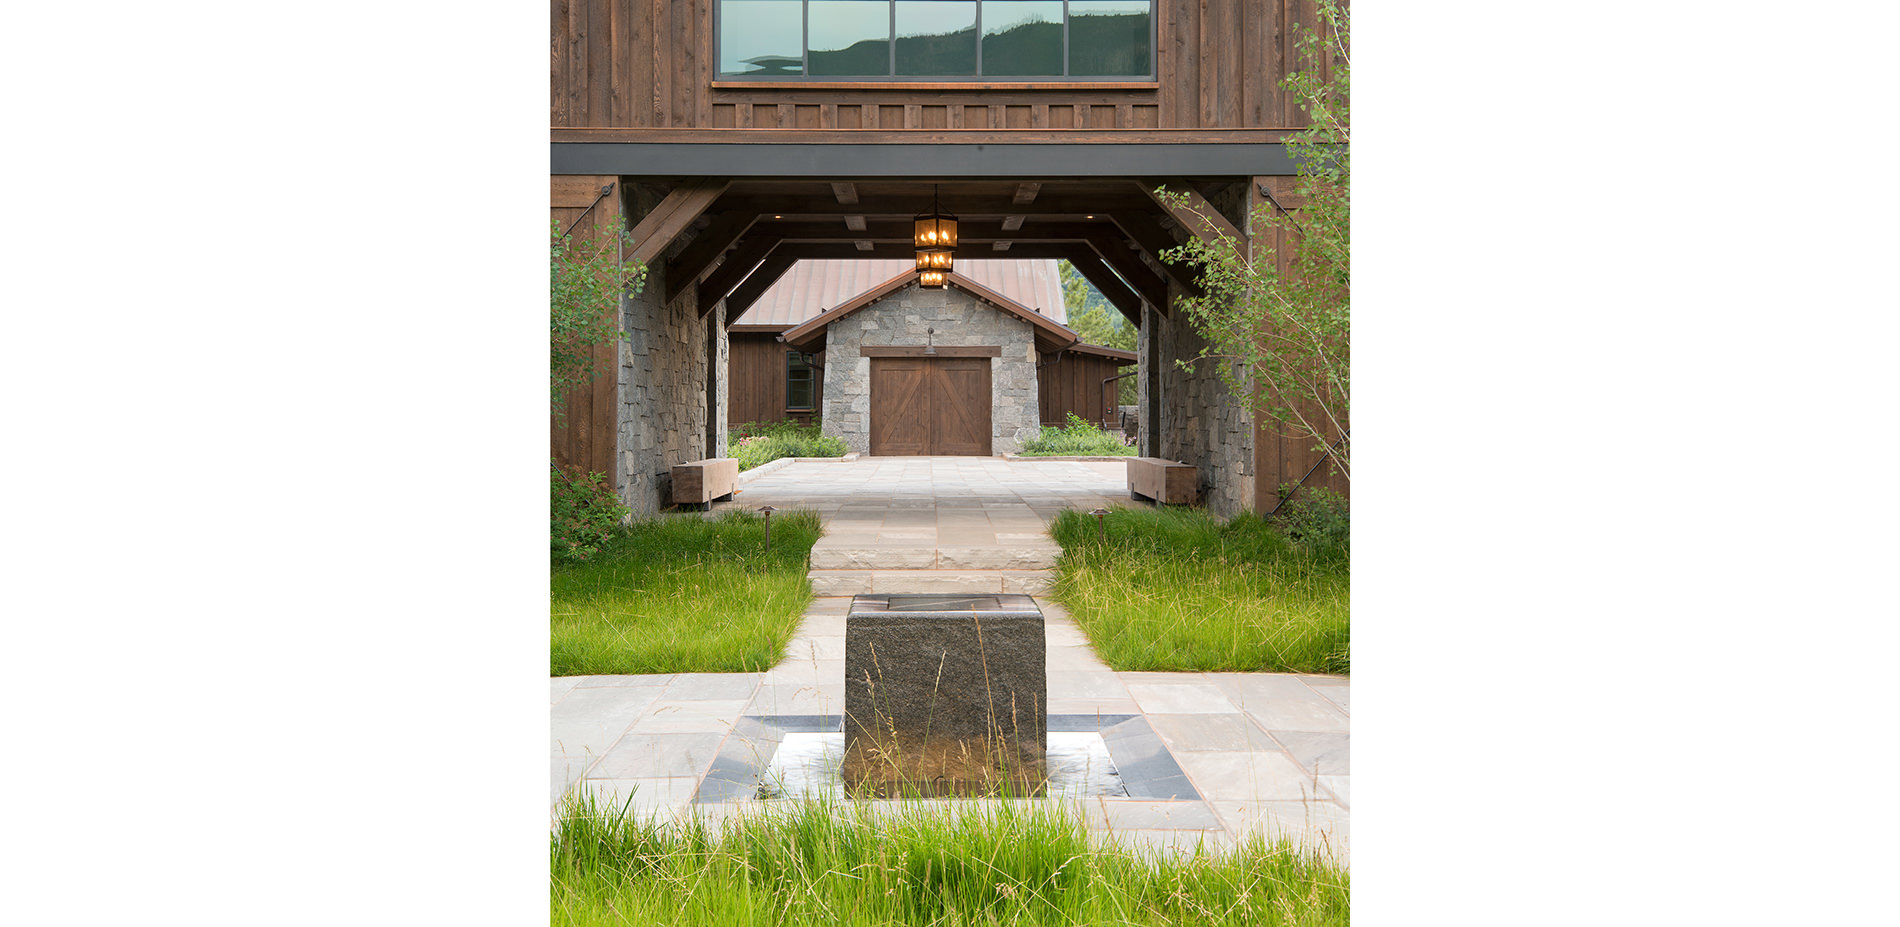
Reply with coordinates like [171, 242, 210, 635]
[842, 594, 1047, 796]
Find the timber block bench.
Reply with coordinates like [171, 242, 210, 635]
[672, 458, 739, 510]
[1127, 457, 1199, 506]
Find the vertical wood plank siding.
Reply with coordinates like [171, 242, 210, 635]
[1037, 353, 1134, 427]
[550, 175, 623, 480]
[727, 334, 823, 427]
[550, 0, 1328, 131]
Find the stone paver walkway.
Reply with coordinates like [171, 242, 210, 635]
[720, 456, 1130, 595]
[554, 597, 1350, 863]
[553, 455, 1347, 863]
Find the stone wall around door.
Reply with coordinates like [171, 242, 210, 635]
[821, 283, 1041, 456]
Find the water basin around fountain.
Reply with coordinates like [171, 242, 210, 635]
[693, 713, 1200, 804]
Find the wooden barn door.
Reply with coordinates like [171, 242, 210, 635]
[870, 356, 992, 455]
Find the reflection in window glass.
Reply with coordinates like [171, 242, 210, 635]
[896, 1, 977, 76]
[809, 1, 891, 76]
[981, 1, 1063, 76]
[1068, 0, 1151, 76]
[720, 0, 805, 75]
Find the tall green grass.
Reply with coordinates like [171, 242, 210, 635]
[552, 790, 1349, 926]
[1048, 507, 1349, 675]
[551, 510, 822, 675]
[1017, 413, 1138, 457]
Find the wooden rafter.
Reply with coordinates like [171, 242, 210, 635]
[1109, 208, 1204, 295]
[1058, 249, 1144, 325]
[624, 178, 731, 268]
[663, 209, 759, 304]
[1142, 179, 1245, 256]
[695, 234, 783, 314]
[723, 253, 799, 320]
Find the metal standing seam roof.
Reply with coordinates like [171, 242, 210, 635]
[729, 259, 1069, 329]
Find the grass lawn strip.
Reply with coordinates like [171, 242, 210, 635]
[551, 510, 822, 676]
[553, 792, 1349, 926]
[1049, 507, 1349, 675]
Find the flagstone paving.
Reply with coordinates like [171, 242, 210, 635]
[553, 457, 1348, 863]
[554, 597, 1350, 864]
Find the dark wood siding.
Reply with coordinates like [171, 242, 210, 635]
[728, 332, 823, 426]
[550, 175, 621, 479]
[551, 0, 1332, 132]
[1038, 352, 1135, 427]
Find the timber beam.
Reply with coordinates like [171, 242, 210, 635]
[1061, 250, 1145, 326]
[1142, 179, 1245, 256]
[723, 253, 800, 320]
[625, 178, 731, 268]
[696, 234, 783, 314]
[664, 209, 759, 304]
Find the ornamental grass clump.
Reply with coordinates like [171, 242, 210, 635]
[1018, 413, 1137, 457]
[551, 508, 822, 674]
[1050, 505, 1349, 675]
[729, 419, 848, 471]
[551, 789, 1350, 926]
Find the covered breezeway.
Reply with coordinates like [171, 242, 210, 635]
[551, 140, 1342, 520]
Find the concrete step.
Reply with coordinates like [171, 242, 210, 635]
[808, 543, 1060, 571]
[807, 569, 1056, 597]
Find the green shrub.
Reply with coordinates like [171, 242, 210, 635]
[729, 419, 847, 471]
[551, 462, 629, 563]
[1273, 485, 1350, 551]
[1018, 412, 1137, 457]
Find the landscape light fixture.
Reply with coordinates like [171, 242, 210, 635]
[1089, 508, 1109, 543]
[759, 505, 777, 551]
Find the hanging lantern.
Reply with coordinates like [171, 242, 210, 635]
[919, 269, 947, 288]
[913, 185, 958, 249]
[915, 247, 954, 273]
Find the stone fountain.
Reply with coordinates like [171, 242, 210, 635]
[841, 594, 1047, 797]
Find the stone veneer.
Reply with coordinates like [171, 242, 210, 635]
[613, 210, 727, 517]
[820, 282, 1042, 456]
[1140, 291, 1256, 517]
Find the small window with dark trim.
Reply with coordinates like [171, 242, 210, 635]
[716, 0, 1154, 79]
[786, 351, 816, 411]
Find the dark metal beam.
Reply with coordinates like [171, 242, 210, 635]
[553, 142, 1295, 178]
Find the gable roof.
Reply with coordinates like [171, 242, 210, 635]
[782, 268, 1084, 355]
[730, 259, 1067, 329]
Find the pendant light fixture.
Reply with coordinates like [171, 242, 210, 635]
[914, 184, 957, 286]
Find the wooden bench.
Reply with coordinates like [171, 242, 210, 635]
[1127, 457, 1198, 506]
[672, 458, 739, 509]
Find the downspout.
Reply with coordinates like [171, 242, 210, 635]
[1101, 369, 1137, 429]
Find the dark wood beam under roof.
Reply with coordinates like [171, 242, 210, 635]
[1011, 182, 1042, 205]
[755, 242, 1106, 262]
[830, 182, 859, 205]
[723, 252, 800, 319]
[663, 209, 759, 304]
[697, 190, 1152, 220]
[1059, 249, 1146, 325]
[1108, 204, 1205, 296]
[624, 178, 730, 267]
[1080, 231, 1169, 310]
[696, 234, 783, 315]
[1143, 178, 1246, 255]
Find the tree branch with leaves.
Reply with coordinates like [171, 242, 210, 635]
[1160, 0, 1349, 480]
[550, 218, 646, 418]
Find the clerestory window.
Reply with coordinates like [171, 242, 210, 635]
[717, 0, 1154, 80]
